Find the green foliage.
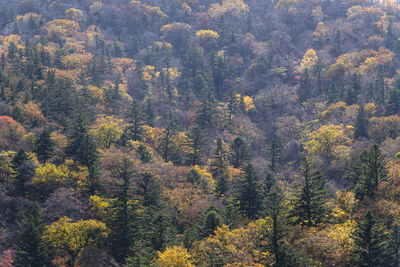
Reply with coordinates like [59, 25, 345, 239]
[289, 159, 332, 226]
[350, 210, 387, 267]
[13, 204, 51, 267]
[235, 163, 263, 219]
[34, 130, 54, 163]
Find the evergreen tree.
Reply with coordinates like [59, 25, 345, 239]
[65, 114, 100, 193]
[12, 149, 35, 196]
[350, 210, 387, 267]
[333, 29, 342, 57]
[354, 104, 369, 140]
[298, 68, 312, 102]
[289, 159, 331, 226]
[160, 117, 176, 163]
[235, 163, 263, 219]
[34, 130, 54, 163]
[195, 99, 216, 129]
[385, 224, 400, 267]
[109, 158, 136, 263]
[127, 98, 144, 141]
[387, 88, 400, 115]
[211, 138, 229, 196]
[230, 137, 249, 168]
[185, 126, 206, 166]
[269, 139, 282, 173]
[136, 172, 162, 208]
[13, 204, 51, 267]
[199, 207, 222, 238]
[353, 144, 388, 200]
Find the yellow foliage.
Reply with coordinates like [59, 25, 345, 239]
[208, 0, 249, 18]
[296, 221, 355, 266]
[196, 30, 220, 40]
[91, 116, 124, 148]
[313, 22, 327, 42]
[65, 8, 84, 22]
[157, 246, 195, 267]
[44, 217, 109, 258]
[298, 49, 318, 73]
[86, 85, 104, 104]
[182, 3, 192, 13]
[321, 101, 347, 120]
[2, 34, 21, 48]
[243, 96, 255, 111]
[61, 53, 92, 69]
[304, 124, 352, 161]
[46, 19, 80, 41]
[32, 160, 90, 196]
[89, 195, 116, 220]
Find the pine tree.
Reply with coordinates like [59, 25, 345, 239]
[354, 104, 369, 140]
[289, 158, 331, 226]
[385, 224, 400, 267]
[298, 68, 312, 102]
[333, 29, 341, 57]
[136, 172, 162, 208]
[199, 207, 222, 238]
[269, 139, 282, 173]
[160, 118, 176, 163]
[65, 114, 100, 193]
[127, 98, 144, 141]
[13, 204, 51, 267]
[235, 163, 262, 219]
[12, 149, 36, 196]
[34, 130, 54, 163]
[211, 138, 229, 196]
[109, 158, 136, 263]
[354, 144, 388, 200]
[265, 183, 287, 266]
[186, 126, 206, 166]
[351, 210, 387, 267]
[230, 137, 249, 169]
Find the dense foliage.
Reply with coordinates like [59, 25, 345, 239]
[2, 0, 400, 266]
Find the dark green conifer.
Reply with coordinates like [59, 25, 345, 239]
[235, 163, 262, 219]
[354, 104, 369, 140]
[34, 130, 54, 163]
[351, 210, 387, 267]
[289, 158, 331, 226]
[13, 204, 51, 267]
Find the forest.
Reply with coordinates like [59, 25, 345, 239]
[2, 0, 400, 266]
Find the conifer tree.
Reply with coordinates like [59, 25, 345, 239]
[127, 98, 144, 141]
[211, 138, 229, 196]
[289, 158, 331, 226]
[354, 104, 369, 140]
[186, 126, 206, 166]
[298, 69, 312, 102]
[65, 114, 100, 193]
[199, 207, 222, 238]
[160, 118, 176, 163]
[265, 183, 287, 266]
[235, 163, 262, 219]
[230, 137, 249, 168]
[269, 139, 282, 173]
[350, 210, 387, 267]
[109, 158, 136, 263]
[12, 149, 35, 196]
[353, 144, 388, 200]
[385, 224, 400, 267]
[34, 130, 54, 164]
[13, 204, 51, 267]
